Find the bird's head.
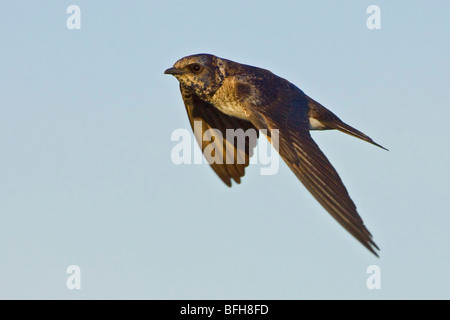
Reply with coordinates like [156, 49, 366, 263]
[164, 54, 226, 99]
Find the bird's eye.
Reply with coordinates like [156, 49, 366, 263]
[190, 63, 203, 73]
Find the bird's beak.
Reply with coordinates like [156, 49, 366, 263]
[164, 67, 186, 75]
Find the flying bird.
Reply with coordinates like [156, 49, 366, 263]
[164, 54, 386, 256]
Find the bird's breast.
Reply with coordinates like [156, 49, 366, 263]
[209, 80, 252, 120]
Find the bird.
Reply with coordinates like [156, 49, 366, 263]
[164, 53, 387, 256]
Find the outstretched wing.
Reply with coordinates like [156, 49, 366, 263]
[180, 85, 259, 187]
[238, 74, 379, 256]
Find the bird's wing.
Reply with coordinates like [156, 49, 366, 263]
[180, 85, 259, 187]
[238, 75, 379, 256]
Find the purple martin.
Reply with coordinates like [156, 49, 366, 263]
[164, 54, 386, 256]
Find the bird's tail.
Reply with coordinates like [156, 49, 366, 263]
[330, 121, 388, 151]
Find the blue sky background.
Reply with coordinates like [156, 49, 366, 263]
[0, 1, 449, 299]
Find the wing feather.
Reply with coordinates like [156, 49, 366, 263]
[180, 85, 258, 187]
